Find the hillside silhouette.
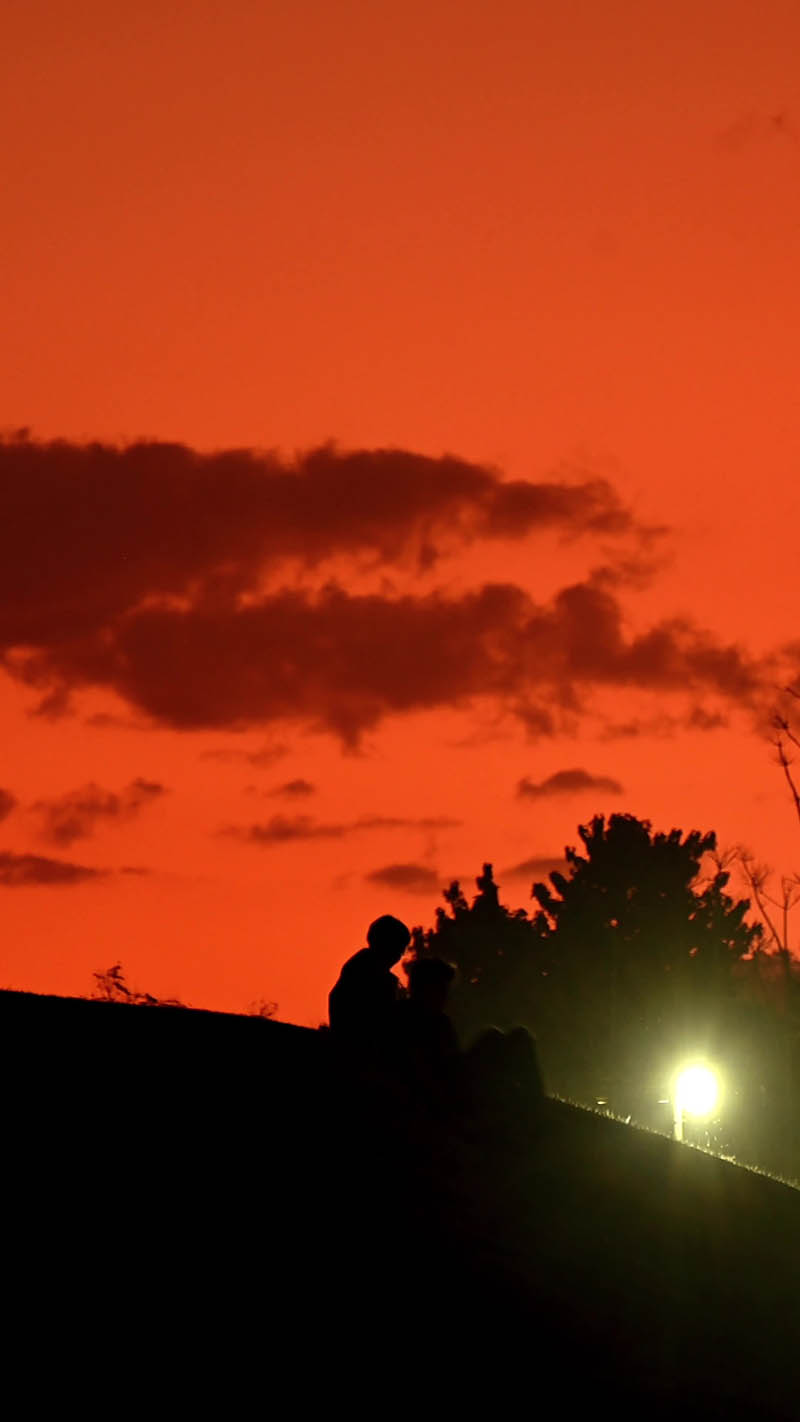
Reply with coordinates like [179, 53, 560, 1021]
[3, 986, 798, 1414]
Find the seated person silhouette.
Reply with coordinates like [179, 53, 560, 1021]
[328, 914, 410, 1055]
[398, 957, 460, 1069]
[396, 956, 463, 1114]
[466, 1024, 545, 1134]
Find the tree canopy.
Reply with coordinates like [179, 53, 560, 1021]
[413, 813, 762, 1109]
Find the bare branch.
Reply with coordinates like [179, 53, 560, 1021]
[735, 849, 785, 952]
[775, 736, 800, 831]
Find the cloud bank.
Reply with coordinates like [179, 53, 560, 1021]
[0, 434, 640, 647]
[0, 434, 763, 744]
[10, 577, 762, 745]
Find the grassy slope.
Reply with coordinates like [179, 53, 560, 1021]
[3, 989, 798, 1414]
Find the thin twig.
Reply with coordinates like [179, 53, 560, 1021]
[776, 737, 800, 831]
[737, 853, 784, 952]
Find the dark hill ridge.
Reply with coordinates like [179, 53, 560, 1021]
[3, 988, 798, 1414]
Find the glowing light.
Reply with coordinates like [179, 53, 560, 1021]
[674, 1064, 719, 1118]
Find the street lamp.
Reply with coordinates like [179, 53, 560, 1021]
[672, 1062, 720, 1143]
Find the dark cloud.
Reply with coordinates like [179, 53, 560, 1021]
[0, 433, 641, 653]
[465, 471, 638, 540]
[0, 850, 105, 886]
[224, 811, 462, 845]
[224, 814, 346, 844]
[686, 706, 729, 731]
[11, 576, 761, 745]
[0, 435, 761, 744]
[268, 778, 317, 798]
[502, 855, 569, 881]
[30, 686, 72, 719]
[0, 789, 17, 821]
[513, 704, 558, 738]
[600, 714, 680, 739]
[33, 778, 167, 845]
[600, 706, 730, 738]
[84, 711, 147, 730]
[131, 777, 164, 795]
[587, 551, 671, 593]
[517, 768, 624, 799]
[364, 863, 440, 893]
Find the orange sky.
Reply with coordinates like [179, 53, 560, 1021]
[2, 0, 799, 1024]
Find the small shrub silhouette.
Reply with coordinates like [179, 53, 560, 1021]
[91, 961, 187, 1008]
[246, 997, 279, 1019]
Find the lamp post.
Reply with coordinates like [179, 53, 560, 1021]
[672, 1063, 719, 1143]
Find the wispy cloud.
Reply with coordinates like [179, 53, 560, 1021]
[32, 778, 167, 845]
[364, 863, 440, 893]
[268, 778, 317, 798]
[501, 854, 569, 881]
[0, 788, 17, 822]
[0, 850, 106, 886]
[223, 814, 346, 844]
[224, 811, 462, 845]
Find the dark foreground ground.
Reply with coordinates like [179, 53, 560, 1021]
[3, 989, 798, 1416]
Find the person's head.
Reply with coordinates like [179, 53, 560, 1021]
[406, 956, 456, 1013]
[366, 914, 411, 967]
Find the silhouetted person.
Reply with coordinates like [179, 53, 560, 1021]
[399, 958, 460, 1071]
[503, 1026, 545, 1101]
[328, 914, 410, 1054]
[397, 956, 464, 1119]
[466, 1024, 545, 1137]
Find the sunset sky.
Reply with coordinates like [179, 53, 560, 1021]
[2, 0, 799, 1025]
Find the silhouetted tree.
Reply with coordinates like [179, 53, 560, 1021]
[727, 683, 800, 1177]
[413, 815, 762, 1120]
[530, 814, 762, 1104]
[411, 863, 543, 1045]
[720, 684, 800, 1174]
[729, 681, 800, 963]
